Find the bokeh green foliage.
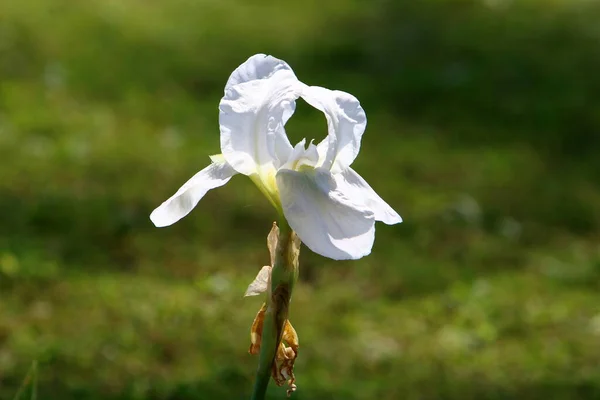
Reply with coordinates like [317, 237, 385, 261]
[1, 0, 599, 399]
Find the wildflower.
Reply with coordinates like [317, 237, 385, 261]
[150, 54, 401, 260]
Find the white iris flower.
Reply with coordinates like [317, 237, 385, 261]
[150, 54, 402, 260]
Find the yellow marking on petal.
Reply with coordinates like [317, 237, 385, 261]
[209, 153, 226, 163]
[250, 172, 282, 214]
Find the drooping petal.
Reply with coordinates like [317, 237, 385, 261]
[300, 86, 366, 174]
[150, 159, 236, 227]
[334, 168, 403, 225]
[219, 55, 302, 177]
[276, 168, 375, 260]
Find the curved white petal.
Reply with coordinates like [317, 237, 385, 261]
[301, 86, 366, 173]
[150, 160, 236, 227]
[276, 168, 375, 260]
[224, 54, 292, 92]
[219, 54, 302, 177]
[334, 168, 402, 225]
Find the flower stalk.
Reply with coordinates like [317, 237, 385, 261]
[251, 220, 300, 400]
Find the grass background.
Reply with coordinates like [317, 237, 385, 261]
[1, 0, 600, 398]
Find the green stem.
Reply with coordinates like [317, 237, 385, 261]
[250, 312, 275, 400]
[250, 219, 299, 400]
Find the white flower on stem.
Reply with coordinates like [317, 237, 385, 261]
[150, 54, 402, 260]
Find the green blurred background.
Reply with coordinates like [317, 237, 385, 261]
[1, 0, 600, 399]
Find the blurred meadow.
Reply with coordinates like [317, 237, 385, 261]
[1, 0, 600, 398]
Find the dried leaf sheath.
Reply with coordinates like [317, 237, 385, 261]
[249, 304, 267, 355]
[246, 222, 300, 397]
[249, 309, 299, 397]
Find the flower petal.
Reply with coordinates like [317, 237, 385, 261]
[276, 168, 375, 260]
[334, 168, 403, 225]
[219, 54, 301, 177]
[301, 86, 366, 173]
[280, 139, 319, 171]
[150, 159, 236, 227]
[224, 54, 292, 92]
